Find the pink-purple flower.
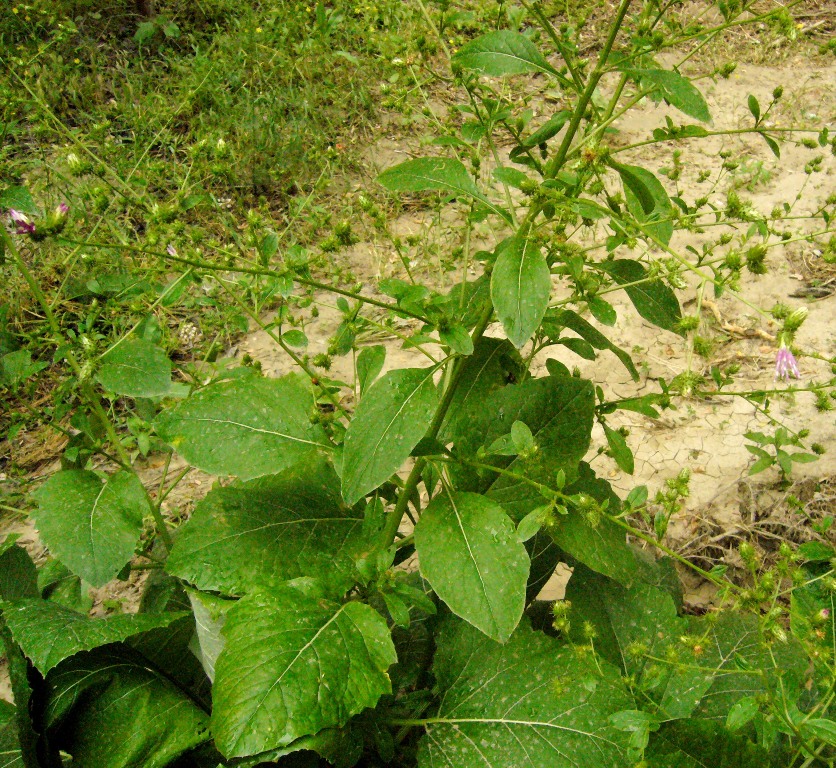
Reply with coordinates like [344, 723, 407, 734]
[775, 345, 801, 381]
[9, 209, 35, 235]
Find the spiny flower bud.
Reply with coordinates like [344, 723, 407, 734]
[783, 306, 808, 332]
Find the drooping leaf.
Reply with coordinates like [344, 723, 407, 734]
[544, 308, 638, 380]
[491, 236, 551, 349]
[377, 158, 511, 222]
[416, 617, 633, 767]
[630, 68, 711, 123]
[44, 648, 210, 768]
[96, 338, 171, 398]
[342, 367, 438, 505]
[415, 492, 529, 642]
[154, 375, 330, 480]
[187, 589, 231, 683]
[168, 458, 368, 598]
[611, 163, 675, 246]
[211, 587, 396, 758]
[453, 30, 560, 78]
[602, 259, 682, 335]
[31, 470, 149, 587]
[230, 726, 363, 768]
[2, 599, 188, 674]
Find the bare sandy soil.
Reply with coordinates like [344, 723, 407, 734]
[1, 52, 834, 700]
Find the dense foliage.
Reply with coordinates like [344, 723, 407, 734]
[2, 0, 836, 766]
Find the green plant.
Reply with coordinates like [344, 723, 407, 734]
[2, 1, 836, 767]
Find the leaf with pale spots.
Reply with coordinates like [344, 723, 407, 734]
[211, 586, 396, 758]
[416, 617, 633, 767]
[414, 492, 528, 643]
[2, 599, 188, 675]
[167, 457, 370, 598]
[31, 470, 148, 587]
[154, 375, 330, 480]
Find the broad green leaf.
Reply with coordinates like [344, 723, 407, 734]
[453, 30, 559, 77]
[630, 68, 711, 123]
[646, 720, 771, 767]
[377, 158, 511, 222]
[168, 458, 369, 597]
[490, 236, 551, 348]
[155, 375, 330, 480]
[96, 338, 171, 398]
[356, 344, 385, 394]
[602, 259, 682, 335]
[415, 492, 528, 642]
[342, 367, 438, 505]
[612, 163, 675, 246]
[212, 587, 396, 758]
[544, 308, 638, 380]
[32, 470, 149, 587]
[565, 565, 712, 719]
[2, 599, 188, 674]
[416, 617, 633, 767]
[44, 648, 210, 768]
[0, 699, 23, 768]
[440, 336, 525, 442]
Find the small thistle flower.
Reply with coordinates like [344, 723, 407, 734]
[775, 344, 801, 381]
[9, 209, 36, 235]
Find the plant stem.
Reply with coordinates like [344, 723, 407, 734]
[378, 301, 495, 549]
[543, 0, 633, 179]
[58, 238, 431, 323]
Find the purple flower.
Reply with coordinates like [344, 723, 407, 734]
[9, 209, 35, 235]
[775, 345, 801, 381]
[57, 202, 69, 216]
